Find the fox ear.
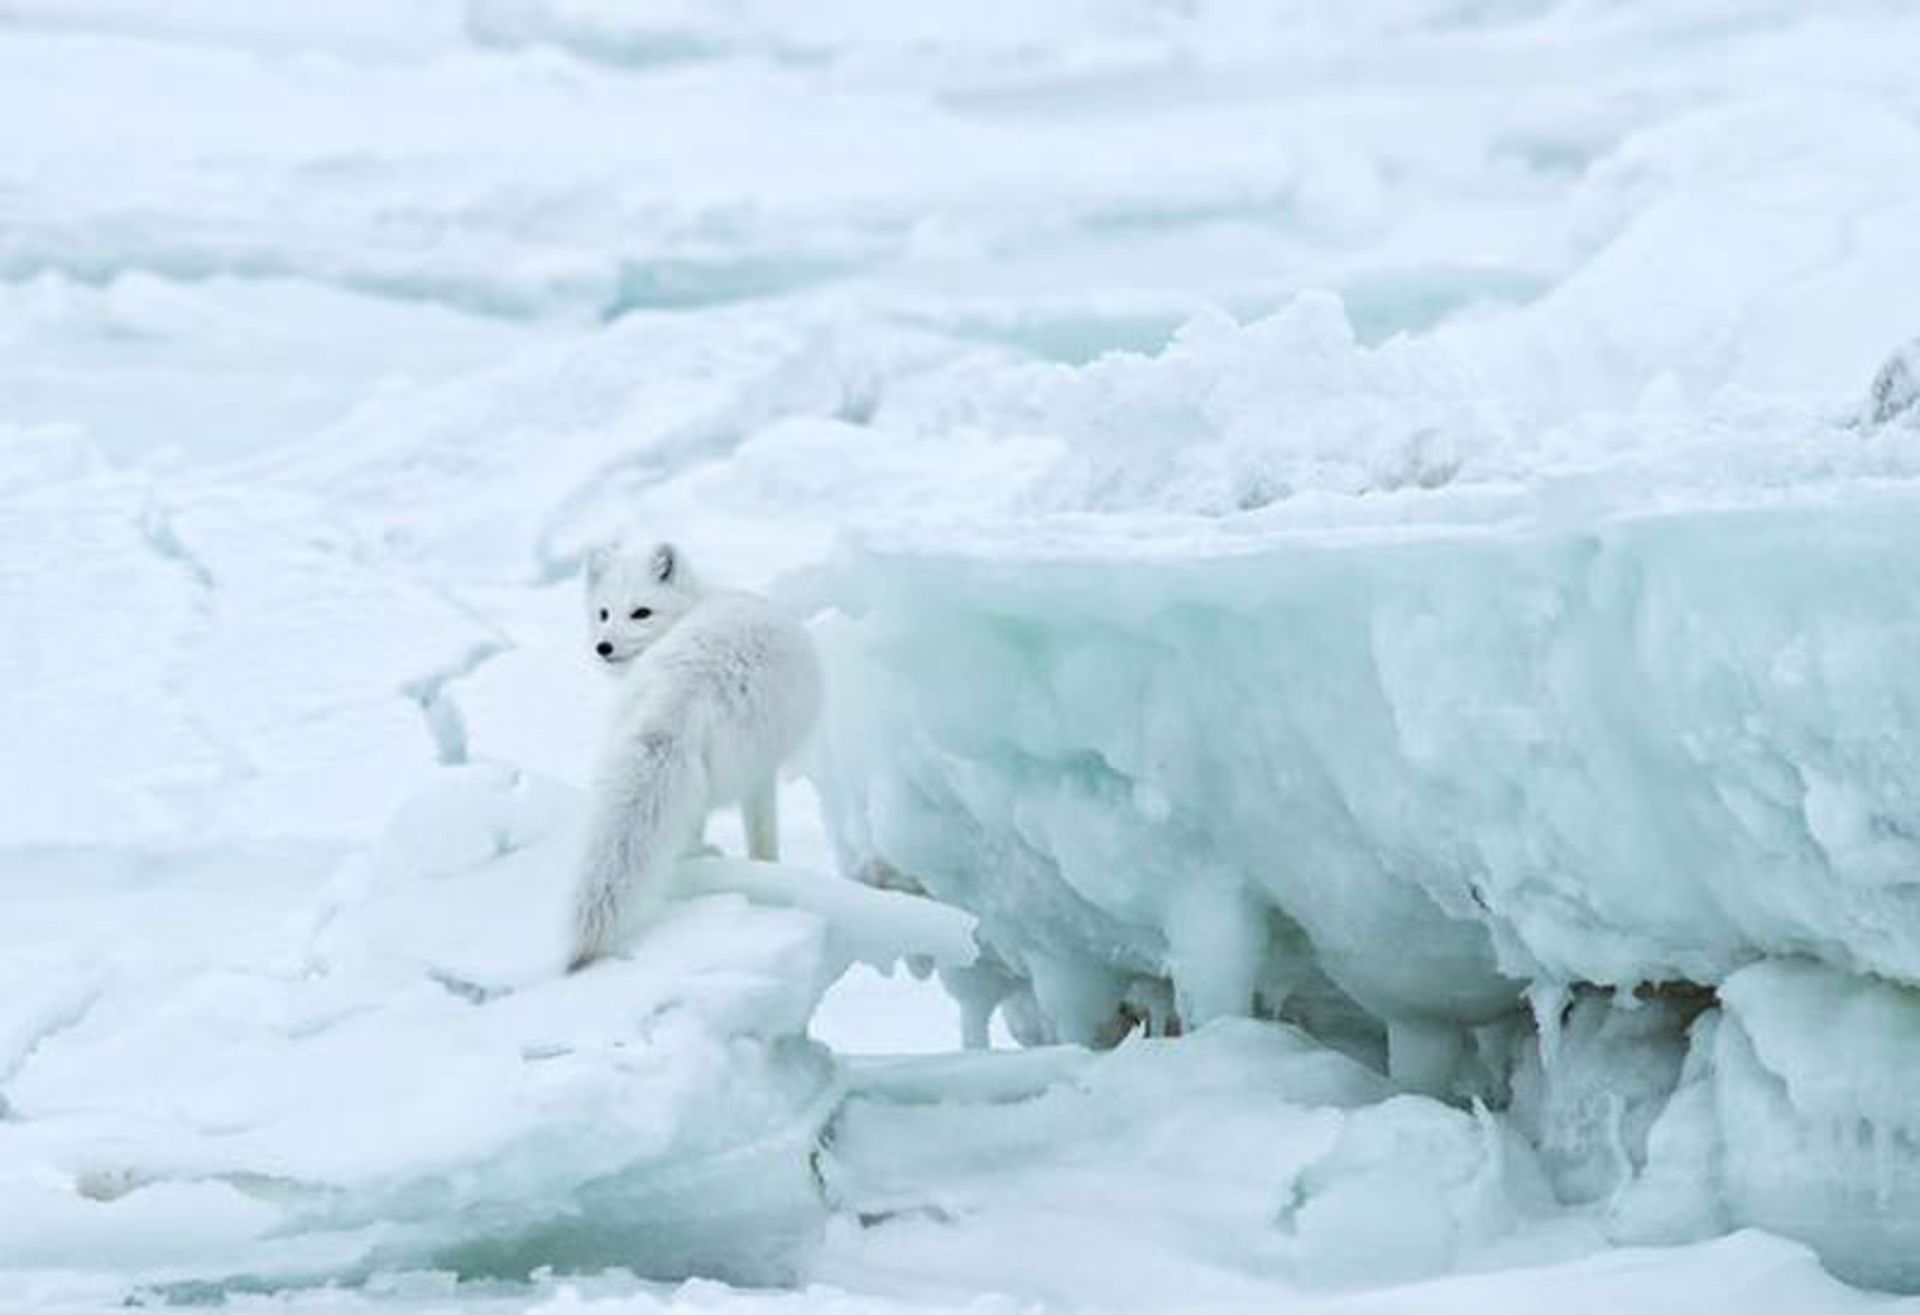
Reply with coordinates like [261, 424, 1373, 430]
[584, 542, 620, 585]
[650, 542, 680, 584]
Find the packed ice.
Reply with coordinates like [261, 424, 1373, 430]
[5, 1, 1920, 1312]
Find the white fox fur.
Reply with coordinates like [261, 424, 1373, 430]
[568, 541, 821, 971]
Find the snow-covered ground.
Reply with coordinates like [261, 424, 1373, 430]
[6, 2, 1920, 1311]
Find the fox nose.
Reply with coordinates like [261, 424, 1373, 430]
[595, 641, 614, 658]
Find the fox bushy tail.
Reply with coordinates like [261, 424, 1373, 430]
[568, 727, 705, 971]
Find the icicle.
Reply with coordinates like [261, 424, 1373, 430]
[1528, 979, 1572, 1073]
[1598, 1090, 1634, 1206]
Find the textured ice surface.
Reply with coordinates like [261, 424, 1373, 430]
[822, 490, 1920, 1008]
[1658, 962, 1920, 1291]
[801, 27, 1920, 1293]
[816, 344, 1920, 1288]
[816, 1020, 1566, 1302]
[0, 768, 973, 1296]
[10, 0, 1920, 1309]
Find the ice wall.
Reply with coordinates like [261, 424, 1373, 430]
[815, 314, 1920, 1284]
[822, 493, 1920, 1017]
[1622, 961, 1920, 1291]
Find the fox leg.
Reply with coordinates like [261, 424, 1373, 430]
[743, 779, 779, 862]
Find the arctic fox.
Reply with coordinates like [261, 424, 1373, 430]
[568, 541, 821, 971]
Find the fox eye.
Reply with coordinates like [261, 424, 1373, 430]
[597, 608, 608, 622]
[630, 607, 652, 620]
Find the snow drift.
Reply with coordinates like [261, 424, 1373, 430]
[11, 0, 1920, 1308]
[0, 768, 974, 1295]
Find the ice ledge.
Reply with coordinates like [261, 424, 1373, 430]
[823, 486, 1920, 1012]
[816, 482, 1920, 1287]
[0, 769, 976, 1295]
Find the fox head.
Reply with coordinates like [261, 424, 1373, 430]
[583, 541, 701, 670]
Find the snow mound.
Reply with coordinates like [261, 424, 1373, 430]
[0, 768, 972, 1296]
[1034, 295, 1493, 515]
[818, 1021, 1562, 1302]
